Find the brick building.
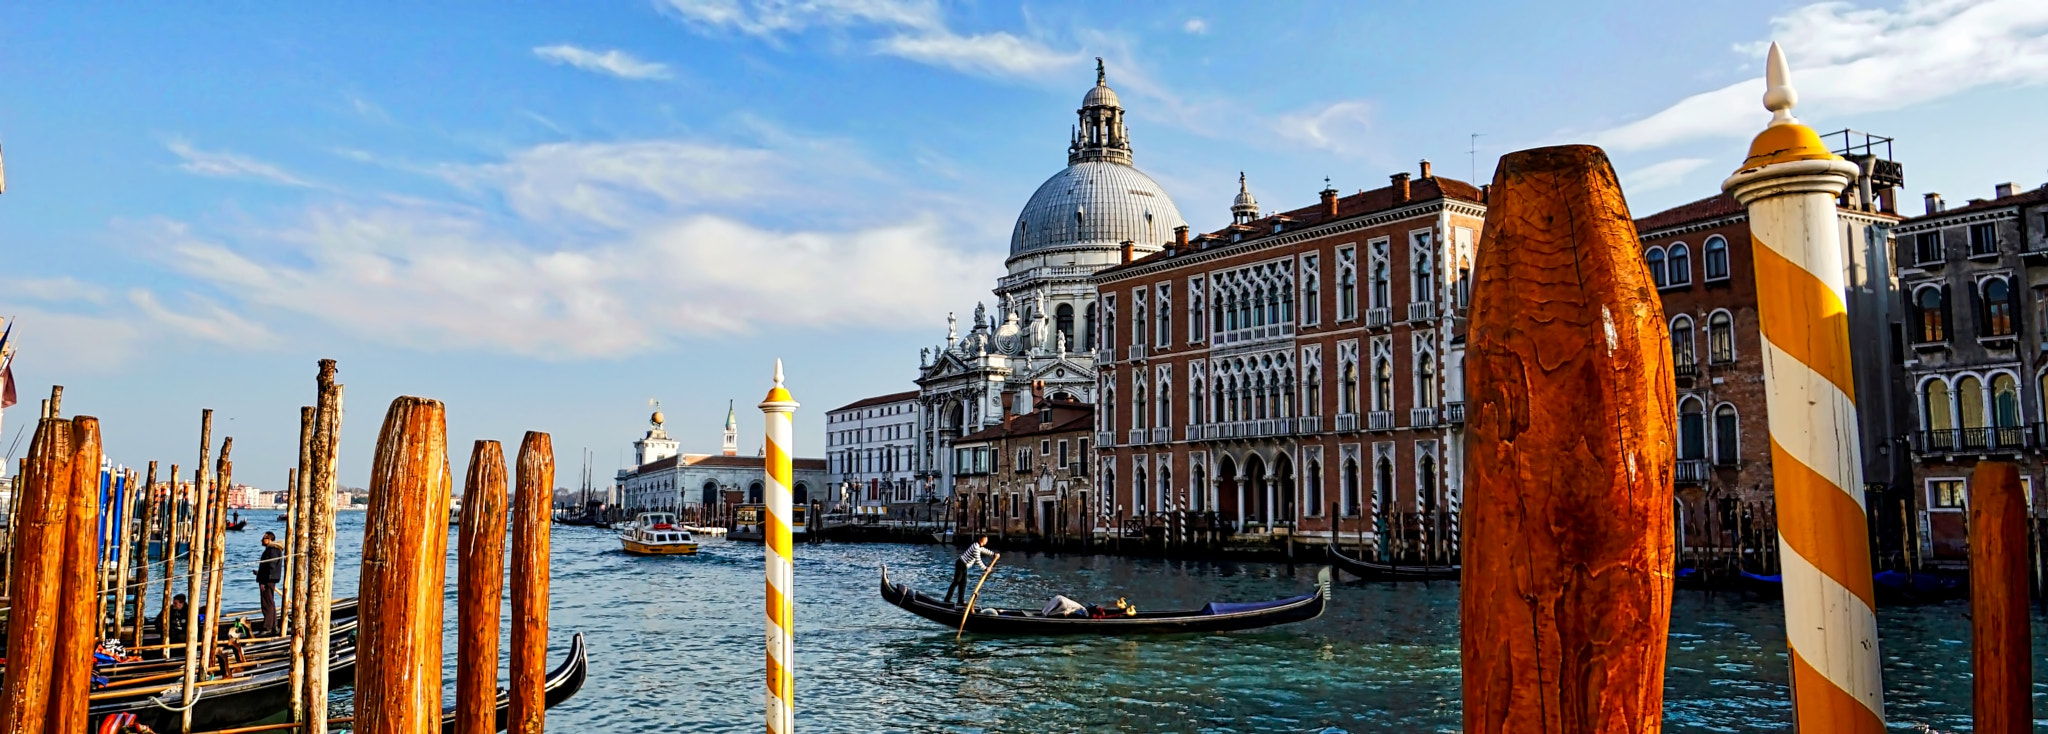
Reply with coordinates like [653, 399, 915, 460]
[1895, 180, 2048, 563]
[950, 393, 1096, 540]
[1634, 133, 1911, 571]
[1091, 162, 1483, 563]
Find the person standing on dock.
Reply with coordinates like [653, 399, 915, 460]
[255, 530, 285, 634]
[158, 593, 190, 643]
[945, 537, 997, 604]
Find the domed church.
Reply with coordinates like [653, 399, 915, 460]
[913, 60, 1187, 495]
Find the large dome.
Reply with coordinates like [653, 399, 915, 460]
[1009, 161, 1187, 260]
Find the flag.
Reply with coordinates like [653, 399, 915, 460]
[1, 361, 14, 410]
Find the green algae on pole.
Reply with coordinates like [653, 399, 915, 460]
[1462, 145, 1676, 734]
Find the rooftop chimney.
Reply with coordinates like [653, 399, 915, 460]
[1924, 192, 1944, 215]
[1120, 240, 1134, 264]
[1877, 187, 1896, 215]
[1320, 182, 1339, 217]
[1995, 182, 2018, 199]
[1419, 159, 1433, 179]
[1391, 172, 1412, 204]
[1480, 184, 1490, 205]
[1174, 225, 1189, 252]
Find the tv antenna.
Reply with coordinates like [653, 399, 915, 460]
[1469, 133, 1484, 184]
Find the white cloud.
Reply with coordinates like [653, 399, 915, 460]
[660, 0, 1075, 79]
[1183, 18, 1207, 35]
[1, 276, 111, 305]
[435, 141, 789, 228]
[167, 139, 317, 187]
[1594, 0, 2048, 151]
[1274, 100, 1378, 157]
[127, 290, 277, 346]
[1621, 157, 1713, 195]
[532, 44, 673, 80]
[0, 306, 143, 376]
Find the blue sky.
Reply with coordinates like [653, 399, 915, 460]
[3, 0, 2045, 489]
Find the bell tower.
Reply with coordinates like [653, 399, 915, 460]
[722, 400, 739, 456]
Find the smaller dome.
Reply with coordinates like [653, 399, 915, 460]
[1082, 83, 1119, 109]
[651, 410, 665, 426]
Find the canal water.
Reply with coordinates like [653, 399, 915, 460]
[197, 513, 2043, 732]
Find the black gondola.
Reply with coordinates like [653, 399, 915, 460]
[878, 565, 1329, 635]
[224, 519, 248, 531]
[1325, 545, 1460, 581]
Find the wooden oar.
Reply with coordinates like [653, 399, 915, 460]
[955, 556, 998, 640]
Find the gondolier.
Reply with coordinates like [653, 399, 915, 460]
[944, 537, 998, 604]
[254, 532, 284, 634]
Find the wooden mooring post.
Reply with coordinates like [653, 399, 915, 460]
[302, 361, 345, 734]
[2, 408, 76, 734]
[355, 397, 452, 734]
[457, 440, 509, 734]
[510, 432, 554, 734]
[51, 416, 105, 734]
[288, 404, 314, 727]
[1462, 144, 1675, 734]
[160, 462, 182, 647]
[202, 438, 234, 675]
[1968, 462, 2033, 732]
[131, 461, 160, 649]
[182, 410, 215, 734]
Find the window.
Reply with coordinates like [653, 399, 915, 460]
[1704, 236, 1729, 280]
[1667, 244, 1692, 286]
[1914, 286, 1947, 342]
[1929, 479, 1965, 509]
[1338, 247, 1358, 320]
[1306, 460, 1324, 517]
[1678, 398, 1705, 460]
[1914, 232, 1942, 264]
[1058, 440, 1069, 470]
[1645, 247, 1667, 287]
[1077, 439, 1089, 476]
[1969, 223, 1997, 257]
[1455, 267, 1471, 310]
[1992, 373, 2020, 428]
[1340, 362, 1358, 414]
[1132, 288, 1147, 346]
[1084, 303, 1097, 350]
[1412, 232, 1436, 299]
[1102, 296, 1117, 350]
[1015, 448, 1031, 473]
[1040, 439, 1051, 455]
[1133, 467, 1147, 514]
[1923, 379, 1953, 430]
[1342, 459, 1361, 516]
[1189, 277, 1206, 342]
[1156, 283, 1172, 348]
[1055, 304, 1075, 349]
[1415, 351, 1437, 409]
[1982, 277, 2018, 337]
[1302, 256, 1321, 325]
[1671, 315, 1696, 368]
[1133, 379, 1148, 430]
[1708, 311, 1734, 363]
[1373, 357, 1393, 411]
[1304, 366, 1321, 417]
[1713, 404, 1738, 465]
[1957, 376, 1986, 428]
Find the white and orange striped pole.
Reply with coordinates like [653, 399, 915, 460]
[1722, 43, 1884, 732]
[759, 359, 799, 734]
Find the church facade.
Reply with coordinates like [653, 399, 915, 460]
[913, 62, 1187, 501]
[615, 404, 827, 512]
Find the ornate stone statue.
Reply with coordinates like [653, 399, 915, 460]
[946, 311, 958, 342]
[1056, 329, 1068, 354]
[974, 302, 987, 329]
[920, 347, 930, 367]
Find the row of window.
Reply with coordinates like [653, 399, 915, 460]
[1643, 235, 1731, 288]
[1104, 451, 1441, 520]
[1671, 311, 1738, 368]
[1908, 276, 2022, 344]
[1917, 372, 2027, 431]
[1676, 398, 1741, 465]
[1104, 341, 1442, 433]
[829, 421, 915, 446]
[953, 438, 1091, 477]
[1909, 223, 2003, 265]
[831, 445, 915, 476]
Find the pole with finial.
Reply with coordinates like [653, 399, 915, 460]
[759, 360, 799, 734]
[1721, 42, 1884, 733]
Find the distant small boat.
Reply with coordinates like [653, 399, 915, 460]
[618, 512, 698, 556]
[683, 525, 726, 536]
[223, 519, 248, 532]
[274, 514, 287, 522]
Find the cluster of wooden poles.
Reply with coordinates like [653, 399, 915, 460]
[0, 359, 559, 734]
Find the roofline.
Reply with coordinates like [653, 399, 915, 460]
[827, 389, 921, 413]
[1093, 196, 1484, 282]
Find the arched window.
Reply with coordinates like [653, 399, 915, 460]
[1191, 378, 1205, 426]
[1983, 278, 2016, 337]
[1678, 398, 1705, 460]
[1704, 236, 1729, 280]
[1414, 246, 1435, 299]
[1418, 455, 1437, 512]
[1339, 269, 1357, 320]
[1132, 467, 1147, 515]
[1374, 458, 1393, 519]
[1302, 272, 1320, 324]
[1304, 366, 1321, 417]
[1373, 358, 1393, 411]
[1914, 286, 1947, 343]
[1212, 297, 1225, 334]
[1192, 465, 1207, 513]
[1281, 282, 1294, 323]
[1415, 351, 1437, 409]
[1157, 466, 1172, 514]
[1370, 261, 1390, 308]
[1667, 243, 1692, 286]
[1055, 303, 1074, 348]
[1306, 460, 1323, 516]
[1671, 315, 1696, 368]
[1713, 404, 1738, 465]
[1645, 247, 1667, 287]
[1083, 303, 1097, 350]
[1957, 375, 1986, 428]
[1708, 311, 1734, 363]
[1992, 373, 2020, 428]
[1133, 380, 1148, 430]
[1922, 379, 1952, 430]
[1342, 458, 1361, 516]
[1341, 362, 1358, 414]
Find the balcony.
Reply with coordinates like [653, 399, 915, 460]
[1128, 429, 1149, 446]
[1914, 429, 1958, 454]
[1675, 459, 1708, 484]
[1298, 415, 1322, 433]
[1151, 427, 1170, 444]
[1128, 344, 1147, 362]
[1365, 308, 1391, 329]
[1673, 361, 1698, 380]
[1334, 413, 1360, 432]
[1445, 402, 1465, 424]
[1185, 425, 1202, 442]
[1410, 407, 1438, 428]
[1095, 348, 1116, 363]
[1407, 301, 1436, 322]
[1095, 431, 1116, 448]
[1368, 411, 1395, 431]
[1959, 426, 2027, 453]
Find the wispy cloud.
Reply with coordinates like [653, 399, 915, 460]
[660, 0, 1077, 79]
[1593, 0, 2048, 151]
[128, 290, 277, 346]
[533, 44, 673, 80]
[1621, 157, 1713, 195]
[1273, 100, 1378, 158]
[1182, 18, 1207, 35]
[166, 139, 317, 187]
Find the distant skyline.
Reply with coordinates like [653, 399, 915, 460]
[3, 0, 2045, 488]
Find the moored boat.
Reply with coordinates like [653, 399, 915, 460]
[618, 512, 699, 556]
[1326, 545, 1459, 581]
[878, 565, 1330, 635]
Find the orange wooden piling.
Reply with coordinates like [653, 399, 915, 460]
[289, 404, 314, 727]
[355, 397, 451, 734]
[1968, 462, 2033, 732]
[1462, 145, 1676, 734]
[302, 362, 344, 734]
[202, 438, 234, 673]
[51, 416, 105, 734]
[133, 461, 161, 648]
[160, 462, 181, 644]
[509, 432, 553, 734]
[0, 416, 75, 734]
[182, 409, 215, 734]
[457, 440, 509, 734]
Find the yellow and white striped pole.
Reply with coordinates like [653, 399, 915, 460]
[1722, 43, 1884, 733]
[759, 359, 799, 734]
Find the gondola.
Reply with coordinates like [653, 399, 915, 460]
[878, 565, 1329, 635]
[1325, 545, 1460, 582]
[1872, 569, 1968, 605]
[437, 632, 588, 734]
[224, 519, 249, 531]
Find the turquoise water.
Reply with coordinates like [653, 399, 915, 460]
[191, 513, 2042, 732]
